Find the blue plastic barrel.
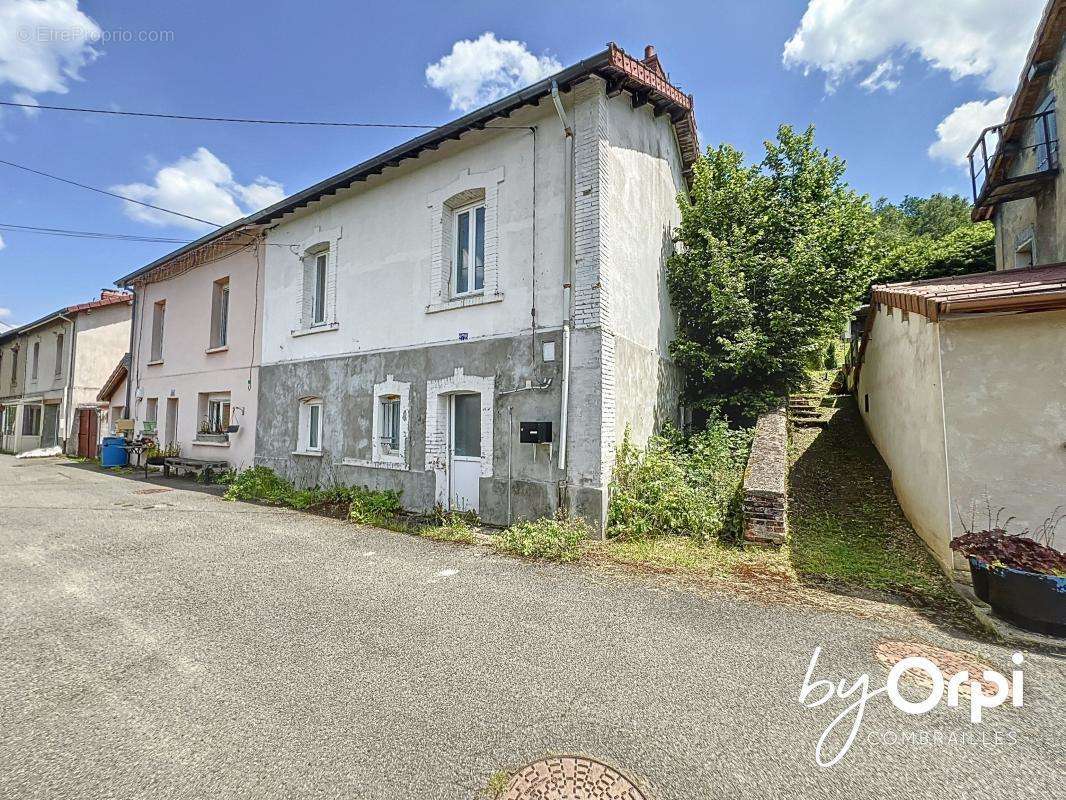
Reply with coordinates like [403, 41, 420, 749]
[100, 436, 129, 467]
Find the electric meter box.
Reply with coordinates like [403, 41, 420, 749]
[519, 421, 553, 444]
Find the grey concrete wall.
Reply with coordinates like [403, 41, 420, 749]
[255, 331, 606, 526]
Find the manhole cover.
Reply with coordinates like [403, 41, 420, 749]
[503, 756, 648, 800]
[133, 487, 172, 495]
[875, 641, 1008, 698]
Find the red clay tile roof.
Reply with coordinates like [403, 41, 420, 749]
[66, 290, 132, 314]
[871, 263, 1066, 321]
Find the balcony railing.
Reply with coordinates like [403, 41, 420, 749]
[968, 108, 1059, 209]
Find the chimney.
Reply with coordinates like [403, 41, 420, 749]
[642, 44, 664, 77]
[644, 45, 656, 60]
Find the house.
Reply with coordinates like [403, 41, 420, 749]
[858, 1, 1066, 572]
[0, 327, 27, 453]
[96, 353, 131, 435]
[969, 0, 1064, 266]
[0, 291, 132, 456]
[245, 43, 697, 527]
[116, 226, 264, 469]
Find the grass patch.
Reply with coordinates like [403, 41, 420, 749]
[601, 535, 793, 579]
[788, 398, 974, 618]
[496, 515, 588, 562]
[481, 770, 510, 798]
[419, 512, 477, 544]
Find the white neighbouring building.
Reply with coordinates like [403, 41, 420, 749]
[117, 227, 265, 469]
[0, 291, 132, 456]
[244, 43, 699, 527]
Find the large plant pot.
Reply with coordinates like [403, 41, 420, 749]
[968, 557, 990, 602]
[982, 560, 1066, 637]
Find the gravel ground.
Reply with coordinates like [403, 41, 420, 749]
[1, 455, 1063, 799]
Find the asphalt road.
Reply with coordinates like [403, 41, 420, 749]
[1, 455, 1063, 799]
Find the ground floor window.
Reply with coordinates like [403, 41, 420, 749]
[371, 377, 410, 465]
[298, 398, 323, 453]
[207, 398, 231, 434]
[21, 405, 42, 436]
[2, 406, 15, 436]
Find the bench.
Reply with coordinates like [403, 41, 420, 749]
[163, 457, 229, 479]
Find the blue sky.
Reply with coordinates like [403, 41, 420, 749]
[0, 0, 1047, 324]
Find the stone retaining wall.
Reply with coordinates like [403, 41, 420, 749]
[742, 407, 788, 545]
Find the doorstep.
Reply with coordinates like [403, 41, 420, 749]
[953, 579, 1066, 657]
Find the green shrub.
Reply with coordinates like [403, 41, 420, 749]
[607, 421, 749, 543]
[496, 514, 588, 562]
[222, 466, 296, 504]
[348, 486, 403, 525]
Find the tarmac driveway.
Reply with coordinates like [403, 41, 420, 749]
[0, 455, 1063, 799]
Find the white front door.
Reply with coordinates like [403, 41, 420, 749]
[449, 393, 481, 513]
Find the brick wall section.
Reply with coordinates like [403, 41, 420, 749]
[742, 407, 788, 545]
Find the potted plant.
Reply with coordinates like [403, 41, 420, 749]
[144, 441, 179, 466]
[951, 509, 1066, 637]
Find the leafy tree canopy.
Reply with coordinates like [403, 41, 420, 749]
[874, 193, 974, 241]
[667, 125, 877, 423]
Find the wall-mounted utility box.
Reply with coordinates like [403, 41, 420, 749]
[519, 421, 553, 444]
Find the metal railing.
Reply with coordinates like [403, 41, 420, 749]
[968, 108, 1059, 205]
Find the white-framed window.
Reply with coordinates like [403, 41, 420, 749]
[150, 300, 166, 362]
[207, 397, 231, 434]
[31, 341, 39, 381]
[312, 252, 328, 325]
[145, 397, 159, 437]
[453, 201, 486, 295]
[210, 277, 230, 348]
[298, 397, 323, 453]
[371, 377, 410, 465]
[55, 333, 64, 376]
[2, 406, 15, 436]
[22, 404, 41, 436]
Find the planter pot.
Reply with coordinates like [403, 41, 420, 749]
[981, 560, 1066, 637]
[968, 557, 991, 602]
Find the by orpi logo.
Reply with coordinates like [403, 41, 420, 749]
[798, 646, 1024, 767]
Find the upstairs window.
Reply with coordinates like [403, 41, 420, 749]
[31, 341, 39, 381]
[55, 333, 64, 375]
[210, 277, 230, 349]
[150, 300, 166, 362]
[313, 252, 327, 325]
[454, 202, 486, 295]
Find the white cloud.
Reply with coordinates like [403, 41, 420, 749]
[783, 0, 1046, 94]
[928, 95, 1011, 166]
[0, 305, 11, 317]
[859, 59, 900, 93]
[0, 0, 101, 98]
[426, 32, 562, 112]
[111, 147, 286, 231]
[0, 233, 5, 251]
[11, 91, 38, 116]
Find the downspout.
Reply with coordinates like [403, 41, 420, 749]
[124, 286, 138, 418]
[551, 81, 574, 484]
[58, 313, 76, 450]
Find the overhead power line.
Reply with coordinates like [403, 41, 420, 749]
[0, 222, 193, 244]
[0, 158, 223, 227]
[0, 221, 295, 246]
[0, 99, 528, 130]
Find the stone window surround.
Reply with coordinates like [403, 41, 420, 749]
[426, 167, 505, 314]
[425, 367, 494, 507]
[295, 395, 324, 455]
[372, 375, 410, 467]
[292, 226, 342, 336]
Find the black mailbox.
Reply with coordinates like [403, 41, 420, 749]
[519, 421, 553, 444]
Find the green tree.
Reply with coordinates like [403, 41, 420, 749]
[667, 125, 877, 423]
[876, 221, 995, 285]
[874, 193, 974, 241]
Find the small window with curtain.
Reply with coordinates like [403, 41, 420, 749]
[454, 202, 485, 295]
[55, 333, 64, 375]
